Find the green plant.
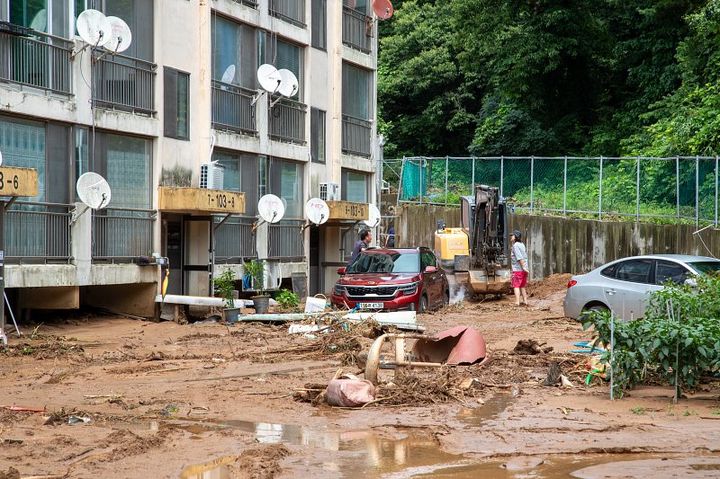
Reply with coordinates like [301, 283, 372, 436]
[213, 270, 236, 309]
[630, 406, 646, 415]
[243, 260, 266, 296]
[275, 289, 299, 309]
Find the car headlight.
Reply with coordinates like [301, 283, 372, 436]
[334, 285, 345, 295]
[399, 283, 418, 295]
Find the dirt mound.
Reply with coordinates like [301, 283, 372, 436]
[466, 350, 587, 385]
[1, 339, 85, 360]
[512, 339, 554, 355]
[0, 467, 19, 479]
[96, 429, 166, 462]
[528, 273, 573, 298]
[228, 444, 290, 479]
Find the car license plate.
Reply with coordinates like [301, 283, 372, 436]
[359, 302, 383, 309]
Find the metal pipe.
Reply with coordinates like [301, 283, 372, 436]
[696, 155, 700, 226]
[636, 157, 640, 222]
[500, 156, 504, 198]
[716, 156, 718, 227]
[444, 155, 449, 205]
[598, 156, 603, 220]
[676, 156, 680, 219]
[471, 156, 475, 196]
[563, 156, 568, 216]
[530, 156, 535, 213]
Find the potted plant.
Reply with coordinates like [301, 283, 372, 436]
[213, 269, 240, 323]
[244, 260, 270, 314]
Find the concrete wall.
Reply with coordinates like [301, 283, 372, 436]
[396, 204, 720, 278]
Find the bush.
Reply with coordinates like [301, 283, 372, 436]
[275, 289, 299, 309]
[583, 274, 720, 397]
[213, 270, 237, 309]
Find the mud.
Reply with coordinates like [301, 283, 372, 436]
[1, 277, 719, 478]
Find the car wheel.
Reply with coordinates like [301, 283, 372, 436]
[580, 303, 609, 322]
[418, 295, 428, 313]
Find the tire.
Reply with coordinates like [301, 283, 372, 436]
[418, 295, 428, 313]
[579, 303, 609, 322]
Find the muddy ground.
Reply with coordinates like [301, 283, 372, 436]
[1, 274, 719, 478]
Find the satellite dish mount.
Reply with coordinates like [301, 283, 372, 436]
[253, 194, 286, 231]
[71, 172, 112, 224]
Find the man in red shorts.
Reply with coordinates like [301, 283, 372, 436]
[510, 230, 529, 306]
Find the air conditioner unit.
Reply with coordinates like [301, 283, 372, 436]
[200, 162, 224, 190]
[319, 182, 340, 201]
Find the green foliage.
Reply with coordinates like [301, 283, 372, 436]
[582, 274, 720, 397]
[275, 289, 300, 309]
[213, 270, 237, 309]
[243, 260, 266, 296]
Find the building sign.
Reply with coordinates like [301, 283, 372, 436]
[158, 187, 246, 214]
[327, 201, 369, 221]
[0, 167, 39, 197]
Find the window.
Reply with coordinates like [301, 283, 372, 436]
[270, 158, 303, 218]
[91, 132, 152, 209]
[615, 259, 653, 284]
[259, 33, 303, 100]
[311, 0, 326, 50]
[311, 108, 326, 163]
[655, 261, 690, 285]
[342, 62, 371, 119]
[688, 261, 720, 274]
[347, 251, 419, 274]
[600, 264, 617, 278]
[344, 0, 368, 14]
[212, 14, 257, 88]
[73, 1, 153, 59]
[212, 150, 260, 216]
[0, 116, 47, 202]
[421, 251, 436, 271]
[341, 169, 369, 203]
[164, 68, 190, 140]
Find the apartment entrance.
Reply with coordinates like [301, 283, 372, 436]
[161, 214, 213, 296]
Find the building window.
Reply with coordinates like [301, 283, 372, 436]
[0, 116, 48, 202]
[212, 150, 260, 216]
[341, 169, 369, 203]
[270, 158, 303, 218]
[259, 33, 303, 100]
[311, 108, 326, 164]
[91, 132, 152, 209]
[164, 68, 190, 140]
[342, 62, 371, 119]
[311, 0, 326, 50]
[212, 14, 257, 88]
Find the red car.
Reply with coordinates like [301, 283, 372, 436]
[332, 247, 450, 312]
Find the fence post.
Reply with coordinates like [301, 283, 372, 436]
[530, 155, 535, 213]
[500, 156, 504, 198]
[676, 156, 680, 219]
[695, 155, 700, 227]
[715, 156, 718, 228]
[471, 156, 476, 196]
[444, 155, 449, 205]
[598, 156, 603, 220]
[636, 156, 640, 222]
[563, 156, 568, 216]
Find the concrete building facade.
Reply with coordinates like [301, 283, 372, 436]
[0, 0, 378, 317]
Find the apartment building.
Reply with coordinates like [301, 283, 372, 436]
[0, 0, 378, 317]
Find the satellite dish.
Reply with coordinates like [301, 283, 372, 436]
[76, 9, 112, 46]
[76, 172, 112, 210]
[305, 198, 330, 225]
[30, 9, 47, 32]
[257, 194, 285, 224]
[363, 204, 381, 228]
[104, 16, 132, 53]
[257, 64, 282, 93]
[221, 64, 236, 84]
[372, 0, 394, 20]
[277, 69, 299, 98]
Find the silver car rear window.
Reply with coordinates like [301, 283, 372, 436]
[688, 261, 720, 274]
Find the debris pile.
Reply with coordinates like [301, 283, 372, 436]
[512, 339, 554, 355]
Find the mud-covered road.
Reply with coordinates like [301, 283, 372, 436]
[1, 274, 719, 478]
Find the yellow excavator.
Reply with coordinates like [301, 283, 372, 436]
[434, 185, 512, 296]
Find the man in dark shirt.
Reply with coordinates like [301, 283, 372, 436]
[348, 229, 372, 266]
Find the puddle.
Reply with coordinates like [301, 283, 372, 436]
[456, 394, 513, 427]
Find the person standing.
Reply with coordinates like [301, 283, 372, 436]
[348, 229, 372, 266]
[510, 230, 529, 306]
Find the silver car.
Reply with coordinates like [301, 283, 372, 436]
[563, 254, 720, 320]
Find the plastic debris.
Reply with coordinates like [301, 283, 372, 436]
[67, 415, 91, 425]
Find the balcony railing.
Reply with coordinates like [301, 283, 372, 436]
[269, 0, 306, 27]
[269, 98, 307, 145]
[232, 0, 258, 7]
[268, 220, 304, 260]
[342, 114, 372, 157]
[214, 216, 256, 263]
[211, 80, 257, 135]
[5, 202, 72, 263]
[342, 6, 372, 53]
[93, 52, 156, 115]
[92, 208, 155, 262]
[0, 30, 73, 94]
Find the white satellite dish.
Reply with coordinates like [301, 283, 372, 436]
[305, 198, 330, 225]
[30, 9, 47, 32]
[277, 69, 299, 98]
[257, 194, 285, 224]
[257, 64, 282, 93]
[76, 9, 112, 46]
[363, 204, 381, 228]
[221, 64, 236, 84]
[76, 172, 112, 210]
[104, 16, 132, 53]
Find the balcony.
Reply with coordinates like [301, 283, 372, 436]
[214, 216, 256, 263]
[268, 220, 304, 260]
[0, 29, 73, 94]
[269, 98, 307, 145]
[92, 207, 155, 263]
[342, 114, 372, 157]
[342, 6, 372, 53]
[269, 0, 306, 27]
[212, 80, 257, 135]
[92, 52, 156, 115]
[5, 202, 73, 264]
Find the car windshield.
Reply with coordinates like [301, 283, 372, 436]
[687, 261, 720, 274]
[347, 252, 420, 274]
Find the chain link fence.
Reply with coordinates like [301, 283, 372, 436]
[388, 156, 719, 225]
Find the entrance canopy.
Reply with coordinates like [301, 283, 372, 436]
[158, 186, 246, 215]
[325, 200, 369, 225]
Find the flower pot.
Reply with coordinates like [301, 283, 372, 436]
[223, 307, 240, 323]
[252, 295, 270, 314]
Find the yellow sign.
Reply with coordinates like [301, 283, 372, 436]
[158, 187, 246, 214]
[0, 167, 39, 197]
[327, 201, 369, 221]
